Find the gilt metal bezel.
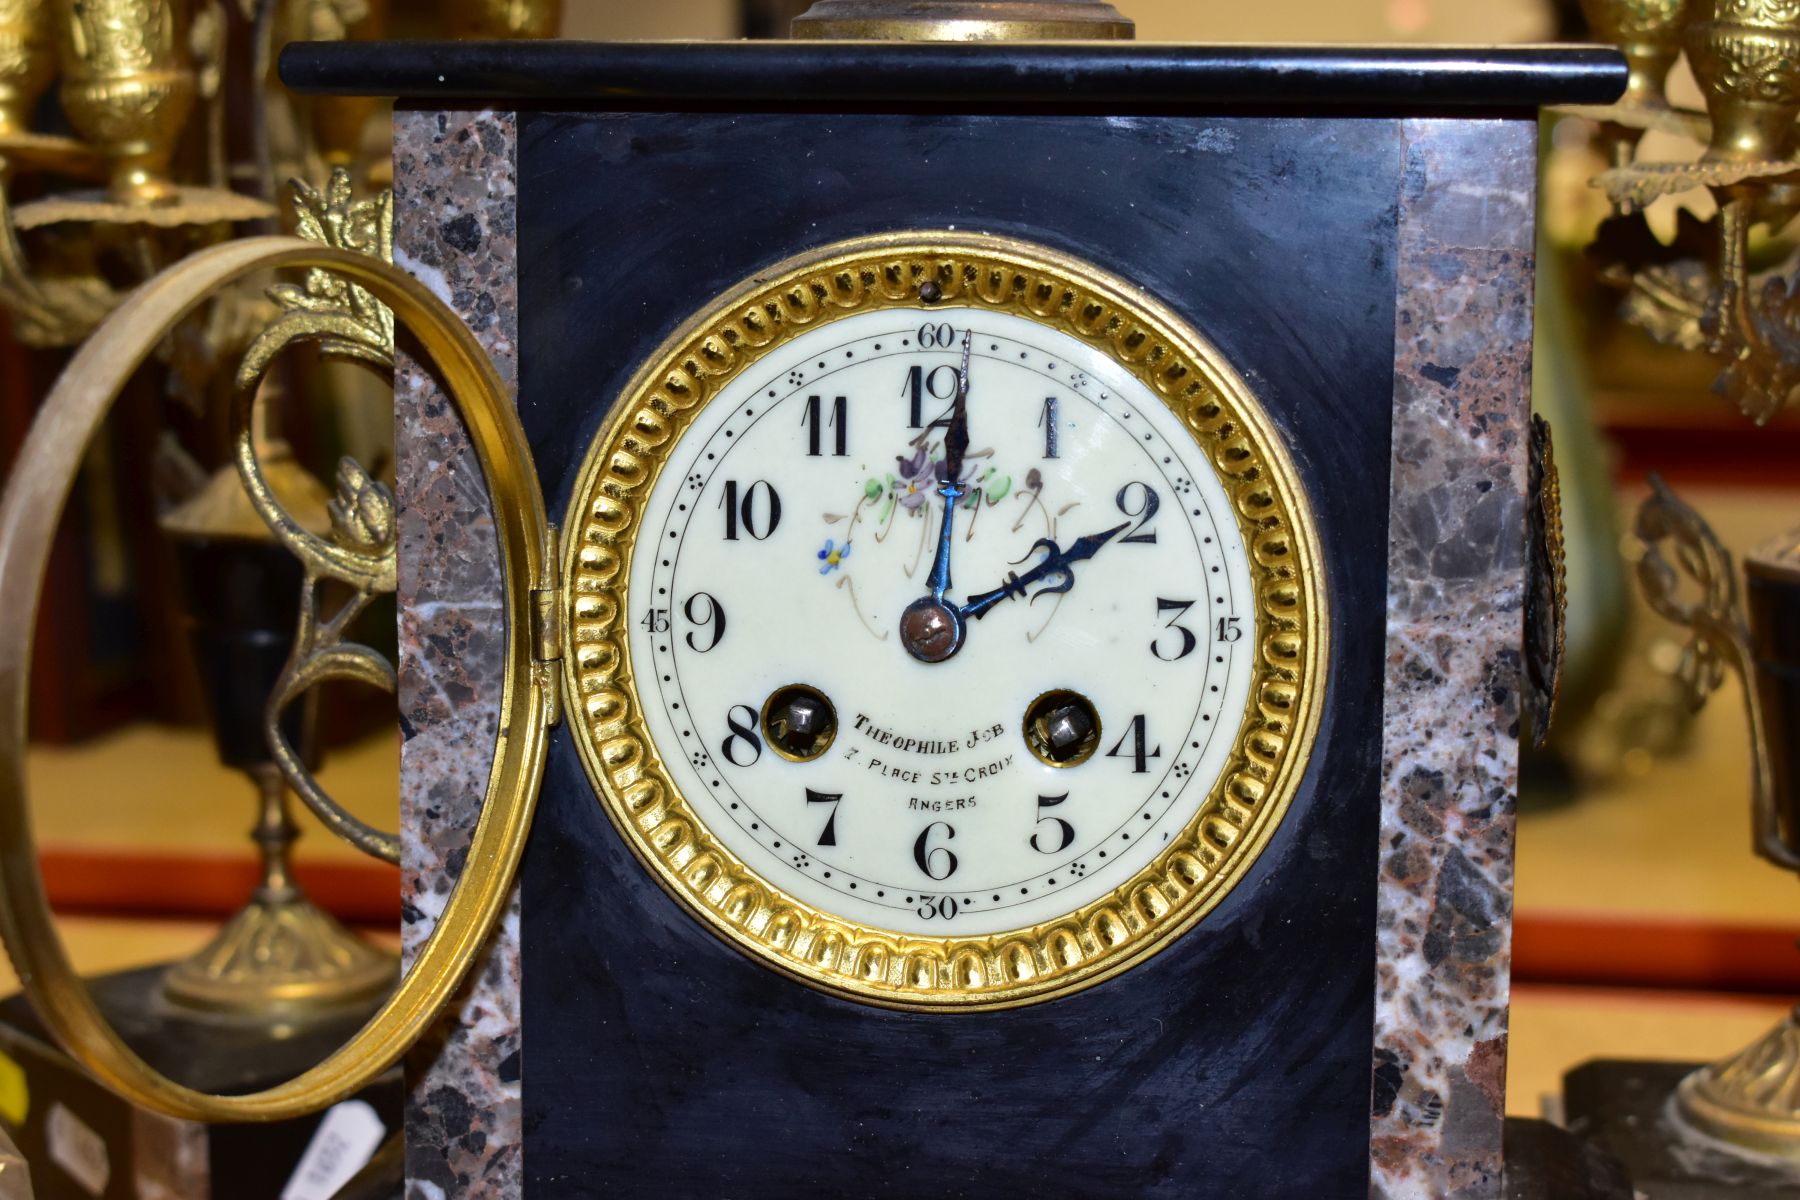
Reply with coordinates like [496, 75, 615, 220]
[562, 231, 1327, 1010]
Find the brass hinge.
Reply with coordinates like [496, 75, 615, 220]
[532, 522, 563, 728]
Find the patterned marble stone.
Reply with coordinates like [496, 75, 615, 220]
[393, 107, 522, 1200]
[1370, 117, 1538, 1200]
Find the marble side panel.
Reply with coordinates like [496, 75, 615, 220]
[393, 107, 522, 1200]
[1370, 117, 1537, 1200]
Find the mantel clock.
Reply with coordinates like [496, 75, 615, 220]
[0, 7, 1625, 1200]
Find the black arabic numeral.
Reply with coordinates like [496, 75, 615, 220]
[719, 479, 782, 541]
[639, 608, 669, 634]
[917, 322, 955, 349]
[1106, 714, 1161, 774]
[1152, 598, 1198, 661]
[903, 363, 960, 430]
[803, 394, 848, 457]
[721, 704, 762, 767]
[1031, 793, 1075, 854]
[1115, 482, 1160, 544]
[916, 894, 959, 920]
[806, 788, 842, 847]
[682, 592, 726, 653]
[913, 821, 958, 880]
[1217, 615, 1244, 643]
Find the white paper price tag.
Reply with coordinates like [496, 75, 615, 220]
[45, 1104, 107, 1197]
[281, 1099, 386, 1200]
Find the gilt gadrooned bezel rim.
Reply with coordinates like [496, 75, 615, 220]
[562, 230, 1328, 1010]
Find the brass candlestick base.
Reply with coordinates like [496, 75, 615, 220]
[163, 764, 393, 1015]
[1674, 1008, 1800, 1158]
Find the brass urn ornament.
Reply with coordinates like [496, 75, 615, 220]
[1581, 0, 1800, 425]
[51, 0, 196, 205]
[446, 0, 563, 41]
[1684, 0, 1800, 164]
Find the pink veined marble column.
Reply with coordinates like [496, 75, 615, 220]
[1370, 116, 1538, 1200]
[393, 107, 525, 1200]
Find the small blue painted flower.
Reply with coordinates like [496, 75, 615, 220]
[817, 538, 852, 574]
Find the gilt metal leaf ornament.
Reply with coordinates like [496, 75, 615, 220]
[238, 167, 395, 387]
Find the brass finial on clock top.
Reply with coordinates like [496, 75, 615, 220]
[791, 0, 1134, 40]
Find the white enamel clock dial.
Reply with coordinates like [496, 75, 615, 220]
[626, 306, 1256, 937]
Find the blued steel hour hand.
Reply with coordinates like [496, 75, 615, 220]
[960, 522, 1131, 621]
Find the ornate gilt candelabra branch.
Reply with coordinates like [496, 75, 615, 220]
[1577, 0, 1800, 426]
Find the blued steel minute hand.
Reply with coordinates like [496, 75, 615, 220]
[959, 522, 1131, 621]
[924, 329, 974, 602]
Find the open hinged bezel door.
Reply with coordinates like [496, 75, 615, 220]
[0, 235, 556, 1122]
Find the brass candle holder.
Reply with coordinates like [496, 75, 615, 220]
[51, 0, 195, 206]
[0, 0, 269, 348]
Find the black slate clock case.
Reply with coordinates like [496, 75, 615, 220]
[515, 109, 1392, 1199]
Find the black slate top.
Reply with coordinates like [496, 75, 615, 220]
[280, 40, 1624, 111]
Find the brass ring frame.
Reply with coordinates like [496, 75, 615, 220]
[0, 236, 551, 1121]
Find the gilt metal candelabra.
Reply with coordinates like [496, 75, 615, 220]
[1578, 0, 1800, 1161]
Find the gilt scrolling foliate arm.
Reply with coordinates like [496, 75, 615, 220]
[232, 169, 402, 861]
[1635, 477, 1795, 871]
